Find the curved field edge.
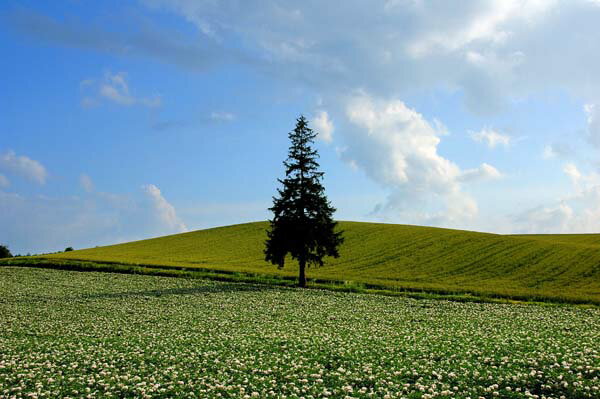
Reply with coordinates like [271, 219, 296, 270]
[1, 259, 598, 306]
[3, 221, 600, 305]
[2, 267, 599, 398]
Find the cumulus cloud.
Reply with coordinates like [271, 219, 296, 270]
[341, 93, 501, 226]
[0, 174, 9, 188]
[311, 111, 334, 143]
[0, 150, 47, 184]
[81, 72, 161, 108]
[344, 94, 455, 187]
[470, 128, 511, 149]
[143, 184, 188, 233]
[459, 163, 503, 182]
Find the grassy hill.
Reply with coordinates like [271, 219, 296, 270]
[9, 221, 599, 304]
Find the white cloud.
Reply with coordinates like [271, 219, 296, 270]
[80, 174, 94, 193]
[100, 85, 134, 106]
[514, 162, 600, 233]
[542, 145, 554, 159]
[0, 183, 190, 254]
[342, 93, 501, 226]
[14, 1, 600, 234]
[0, 150, 47, 184]
[135, 0, 600, 119]
[143, 184, 188, 233]
[459, 163, 503, 182]
[0, 173, 9, 188]
[406, 1, 526, 57]
[563, 163, 581, 183]
[100, 72, 135, 105]
[542, 142, 575, 159]
[470, 128, 511, 149]
[513, 203, 574, 234]
[210, 111, 235, 121]
[345, 94, 457, 187]
[82, 72, 161, 108]
[443, 191, 479, 225]
[19, 1, 600, 117]
[311, 110, 334, 143]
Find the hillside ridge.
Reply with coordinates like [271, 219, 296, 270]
[25, 221, 600, 303]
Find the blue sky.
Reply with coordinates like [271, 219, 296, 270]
[2, 0, 600, 254]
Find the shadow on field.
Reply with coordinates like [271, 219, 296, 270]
[80, 282, 282, 300]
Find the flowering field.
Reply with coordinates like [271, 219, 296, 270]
[1, 267, 599, 399]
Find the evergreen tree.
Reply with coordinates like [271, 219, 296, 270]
[265, 115, 344, 287]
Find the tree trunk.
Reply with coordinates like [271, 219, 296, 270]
[298, 257, 307, 288]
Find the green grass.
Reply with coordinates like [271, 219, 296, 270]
[4, 221, 600, 304]
[1, 267, 599, 398]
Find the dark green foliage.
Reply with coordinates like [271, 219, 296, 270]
[0, 245, 12, 259]
[265, 116, 344, 287]
[64, 247, 74, 252]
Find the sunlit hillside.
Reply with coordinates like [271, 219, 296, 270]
[33, 221, 600, 303]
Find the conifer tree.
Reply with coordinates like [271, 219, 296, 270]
[265, 115, 344, 287]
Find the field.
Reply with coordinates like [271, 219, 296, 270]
[1, 267, 599, 398]
[10, 221, 600, 304]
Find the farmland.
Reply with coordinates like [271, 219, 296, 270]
[1, 267, 599, 398]
[12, 221, 600, 304]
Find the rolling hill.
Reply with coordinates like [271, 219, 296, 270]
[20, 221, 600, 304]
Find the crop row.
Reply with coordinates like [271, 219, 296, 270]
[1, 267, 599, 398]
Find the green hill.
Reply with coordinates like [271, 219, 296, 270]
[16, 221, 599, 304]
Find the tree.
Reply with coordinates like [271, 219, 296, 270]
[0, 244, 12, 259]
[64, 247, 74, 252]
[265, 115, 344, 287]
